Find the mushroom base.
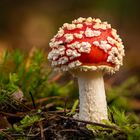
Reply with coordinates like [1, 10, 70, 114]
[77, 71, 108, 123]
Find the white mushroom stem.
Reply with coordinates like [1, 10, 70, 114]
[77, 71, 108, 123]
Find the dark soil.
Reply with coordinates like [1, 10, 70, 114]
[0, 99, 96, 140]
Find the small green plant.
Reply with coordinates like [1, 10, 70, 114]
[7, 73, 19, 92]
[67, 99, 79, 116]
[13, 115, 43, 132]
[110, 107, 129, 126]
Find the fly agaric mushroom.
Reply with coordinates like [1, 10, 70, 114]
[48, 17, 125, 123]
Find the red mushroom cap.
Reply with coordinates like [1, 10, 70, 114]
[48, 17, 125, 73]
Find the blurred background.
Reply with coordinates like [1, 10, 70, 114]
[0, 0, 140, 80]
